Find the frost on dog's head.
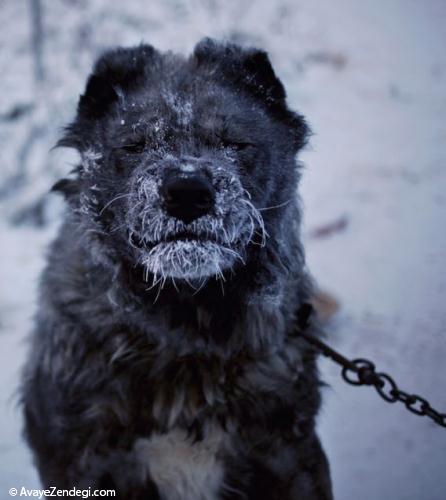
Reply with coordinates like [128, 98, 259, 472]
[56, 39, 309, 290]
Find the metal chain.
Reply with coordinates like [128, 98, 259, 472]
[294, 303, 446, 429]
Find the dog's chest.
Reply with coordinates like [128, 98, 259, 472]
[134, 428, 225, 500]
[125, 338, 302, 497]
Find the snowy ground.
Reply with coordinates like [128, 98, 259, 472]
[1, 1, 445, 499]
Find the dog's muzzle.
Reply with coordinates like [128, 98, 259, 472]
[161, 173, 215, 224]
[125, 162, 265, 283]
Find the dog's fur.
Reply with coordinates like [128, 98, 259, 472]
[21, 39, 332, 499]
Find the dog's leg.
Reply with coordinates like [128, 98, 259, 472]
[23, 392, 161, 499]
[21, 320, 160, 499]
[223, 432, 332, 500]
[286, 433, 333, 500]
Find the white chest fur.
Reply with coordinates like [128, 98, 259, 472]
[134, 428, 225, 500]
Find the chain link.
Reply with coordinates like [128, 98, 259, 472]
[294, 303, 446, 429]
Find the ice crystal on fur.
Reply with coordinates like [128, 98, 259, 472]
[124, 160, 267, 284]
[80, 149, 102, 173]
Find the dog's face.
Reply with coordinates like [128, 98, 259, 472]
[58, 39, 308, 286]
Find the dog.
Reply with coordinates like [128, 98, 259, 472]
[21, 38, 332, 499]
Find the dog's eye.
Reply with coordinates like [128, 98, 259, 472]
[116, 139, 146, 155]
[221, 139, 255, 152]
[231, 142, 254, 151]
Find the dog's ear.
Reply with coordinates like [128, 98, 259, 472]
[58, 44, 157, 150]
[78, 44, 156, 120]
[194, 38, 309, 150]
[194, 38, 286, 105]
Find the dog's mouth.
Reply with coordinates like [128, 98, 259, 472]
[128, 227, 245, 281]
[130, 230, 220, 250]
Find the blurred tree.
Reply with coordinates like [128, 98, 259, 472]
[30, 0, 45, 84]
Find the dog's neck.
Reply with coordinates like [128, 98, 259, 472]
[98, 240, 306, 356]
[48, 210, 308, 356]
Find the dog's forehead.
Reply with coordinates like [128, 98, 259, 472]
[160, 87, 194, 126]
[121, 79, 266, 139]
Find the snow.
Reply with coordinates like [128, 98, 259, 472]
[1, 0, 445, 498]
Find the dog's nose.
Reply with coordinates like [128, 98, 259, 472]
[162, 175, 215, 223]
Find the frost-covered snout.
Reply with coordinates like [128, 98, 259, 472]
[161, 171, 215, 224]
[125, 157, 267, 284]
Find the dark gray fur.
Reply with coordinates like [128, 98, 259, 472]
[21, 39, 332, 499]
